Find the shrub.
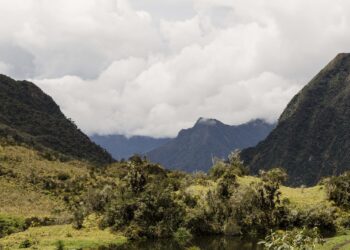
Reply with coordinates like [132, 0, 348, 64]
[259, 167, 288, 185]
[326, 172, 350, 208]
[0, 215, 27, 237]
[125, 164, 146, 194]
[174, 227, 193, 245]
[72, 208, 85, 229]
[19, 239, 32, 248]
[57, 172, 70, 181]
[259, 227, 325, 250]
[209, 161, 227, 180]
[56, 240, 65, 250]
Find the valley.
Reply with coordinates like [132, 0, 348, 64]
[1, 55, 350, 250]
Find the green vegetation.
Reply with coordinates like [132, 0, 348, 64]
[0, 74, 112, 164]
[241, 53, 350, 186]
[0, 224, 127, 249]
[1, 144, 350, 249]
[0, 215, 27, 238]
[326, 172, 350, 209]
[259, 227, 325, 250]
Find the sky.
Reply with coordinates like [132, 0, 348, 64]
[1, 0, 350, 137]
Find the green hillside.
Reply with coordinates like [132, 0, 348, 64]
[0, 74, 112, 165]
[242, 53, 350, 186]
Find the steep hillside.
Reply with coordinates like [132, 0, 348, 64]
[241, 53, 350, 186]
[91, 134, 171, 160]
[0, 74, 112, 164]
[147, 118, 274, 172]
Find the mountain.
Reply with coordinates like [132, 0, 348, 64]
[90, 134, 171, 160]
[241, 53, 350, 186]
[147, 118, 275, 172]
[0, 74, 112, 164]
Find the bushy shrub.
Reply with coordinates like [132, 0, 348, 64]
[56, 240, 65, 250]
[84, 186, 113, 212]
[259, 227, 325, 250]
[209, 161, 227, 180]
[184, 209, 214, 235]
[174, 227, 193, 245]
[259, 168, 288, 185]
[326, 172, 350, 208]
[19, 239, 32, 248]
[125, 164, 146, 194]
[25, 216, 55, 227]
[72, 208, 85, 229]
[0, 215, 27, 238]
[57, 172, 70, 181]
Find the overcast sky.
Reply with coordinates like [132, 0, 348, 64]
[1, 0, 350, 137]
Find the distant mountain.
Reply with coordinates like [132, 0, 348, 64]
[241, 53, 350, 186]
[90, 134, 171, 160]
[147, 118, 275, 172]
[0, 74, 112, 164]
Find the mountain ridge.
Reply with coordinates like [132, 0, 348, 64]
[147, 118, 275, 172]
[90, 134, 171, 160]
[0, 74, 112, 164]
[241, 53, 350, 185]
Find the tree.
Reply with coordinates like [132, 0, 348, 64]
[126, 164, 146, 194]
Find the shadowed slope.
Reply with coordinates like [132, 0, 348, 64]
[241, 53, 350, 186]
[0, 74, 112, 164]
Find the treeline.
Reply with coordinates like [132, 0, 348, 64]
[60, 155, 348, 241]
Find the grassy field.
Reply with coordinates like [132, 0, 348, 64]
[0, 224, 127, 249]
[0, 145, 87, 219]
[318, 231, 350, 250]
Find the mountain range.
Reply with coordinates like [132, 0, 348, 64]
[0, 74, 112, 164]
[90, 134, 171, 160]
[147, 118, 275, 172]
[241, 53, 350, 186]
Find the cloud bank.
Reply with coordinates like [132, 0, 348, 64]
[1, 0, 350, 137]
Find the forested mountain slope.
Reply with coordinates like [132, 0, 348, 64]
[241, 53, 350, 185]
[0, 74, 112, 164]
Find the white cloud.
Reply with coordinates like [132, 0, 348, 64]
[1, 0, 350, 137]
[0, 61, 11, 74]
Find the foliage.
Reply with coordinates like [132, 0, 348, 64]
[260, 168, 288, 185]
[209, 153, 247, 180]
[18, 239, 32, 248]
[173, 227, 193, 245]
[0, 215, 27, 238]
[259, 227, 325, 250]
[56, 240, 65, 250]
[326, 172, 350, 209]
[0, 143, 346, 248]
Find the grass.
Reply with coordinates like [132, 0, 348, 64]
[0, 179, 67, 218]
[0, 225, 127, 250]
[317, 231, 350, 250]
[237, 175, 331, 208]
[0, 216, 127, 250]
[280, 185, 331, 208]
[0, 145, 91, 219]
[0, 145, 127, 250]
